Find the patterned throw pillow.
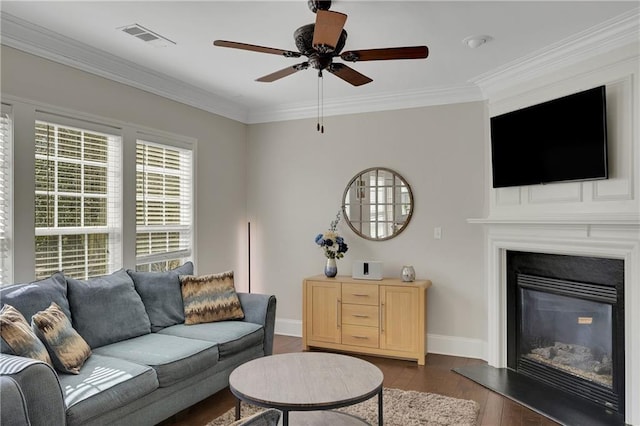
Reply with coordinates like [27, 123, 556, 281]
[0, 304, 52, 365]
[32, 302, 92, 374]
[180, 271, 244, 325]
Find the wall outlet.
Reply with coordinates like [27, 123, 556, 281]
[434, 226, 442, 240]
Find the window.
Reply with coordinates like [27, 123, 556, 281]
[136, 139, 192, 272]
[34, 118, 121, 280]
[0, 105, 12, 285]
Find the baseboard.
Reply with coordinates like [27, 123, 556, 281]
[274, 318, 303, 337]
[274, 319, 487, 360]
[427, 333, 486, 360]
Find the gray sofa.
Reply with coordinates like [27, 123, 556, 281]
[0, 264, 276, 426]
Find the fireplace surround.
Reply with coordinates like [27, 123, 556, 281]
[465, 218, 640, 425]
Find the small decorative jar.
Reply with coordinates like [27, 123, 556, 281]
[401, 265, 415, 282]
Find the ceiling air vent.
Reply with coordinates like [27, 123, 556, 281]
[119, 24, 175, 47]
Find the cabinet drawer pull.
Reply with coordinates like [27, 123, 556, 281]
[337, 299, 341, 328]
[352, 314, 369, 318]
[352, 293, 370, 297]
[351, 335, 369, 339]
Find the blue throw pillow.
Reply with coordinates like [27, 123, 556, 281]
[127, 262, 194, 332]
[0, 272, 71, 322]
[66, 269, 151, 348]
[0, 272, 70, 353]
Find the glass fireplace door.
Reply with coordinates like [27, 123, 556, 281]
[520, 288, 613, 389]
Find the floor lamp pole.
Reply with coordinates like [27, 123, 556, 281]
[248, 221, 251, 293]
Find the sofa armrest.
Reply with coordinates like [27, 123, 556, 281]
[1, 376, 30, 426]
[237, 293, 277, 356]
[0, 354, 66, 426]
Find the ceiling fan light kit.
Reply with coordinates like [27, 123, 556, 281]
[213, 1, 429, 132]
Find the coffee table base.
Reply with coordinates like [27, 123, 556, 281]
[235, 389, 383, 426]
[288, 410, 369, 425]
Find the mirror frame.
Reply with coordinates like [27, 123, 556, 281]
[341, 167, 414, 241]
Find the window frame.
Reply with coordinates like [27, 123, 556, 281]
[135, 134, 194, 272]
[0, 104, 13, 285]
[34, 112, 123, 280]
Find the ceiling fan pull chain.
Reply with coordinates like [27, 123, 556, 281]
[317, 71, 321, 132]
[320, 71, 324, 133]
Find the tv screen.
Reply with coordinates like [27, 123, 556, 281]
[490, 86, 608, 188]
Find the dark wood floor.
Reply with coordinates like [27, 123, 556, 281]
[166, 335, 560, 426]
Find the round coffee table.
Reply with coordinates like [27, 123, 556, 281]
[229, 352, 383, 426]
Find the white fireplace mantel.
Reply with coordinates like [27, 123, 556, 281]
[469, 217, 640, 425]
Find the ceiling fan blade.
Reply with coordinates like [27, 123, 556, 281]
[256, 62, 310, 82]
[341, 46, 429, 62]
[327, 63, 372, 86]
[214, 40, 301, 58]
[312, 10, 347, 51]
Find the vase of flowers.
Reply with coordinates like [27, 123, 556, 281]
[315, 211, 348, 278]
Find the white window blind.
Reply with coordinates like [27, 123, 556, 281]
[136, 139, 192, 272]
[0, 105, 12, 286]
[34, 118, 121, 280]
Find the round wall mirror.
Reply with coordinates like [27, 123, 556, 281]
[342, 167, 414, 241]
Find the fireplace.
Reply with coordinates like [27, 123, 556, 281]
[455, 217, 639, 425]
[506, 251, 625, 416]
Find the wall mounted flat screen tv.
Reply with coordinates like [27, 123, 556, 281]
[490, 85, 608, 188]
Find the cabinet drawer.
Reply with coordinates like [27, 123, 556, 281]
[341, 325, 379, 348]
[342, 283, 379, 305]
[342, 304, 379, 327]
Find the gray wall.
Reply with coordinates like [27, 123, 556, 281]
[247, 104, 488, 353]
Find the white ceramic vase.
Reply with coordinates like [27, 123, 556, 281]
[324, 258, 338, 278]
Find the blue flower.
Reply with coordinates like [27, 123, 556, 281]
[315, 212, 349, 259]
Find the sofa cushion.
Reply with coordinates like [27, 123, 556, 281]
[180, 271, 244, 325]
[92, 333, 219, 387]
[0, 305, 52, 365]
[66, 269, 151, 348]
[127, 261, 193, 332]
[59, 353, 158, 426]
[158, 321, 263, 359]
[32, 302, 92, 374]
[1, 271, 69, 355]
[0, 272, 70, 323]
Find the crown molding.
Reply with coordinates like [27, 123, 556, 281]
[471, 8, 640, 99]
[247, 84, 484, 124]
[0, 12, 249, 123]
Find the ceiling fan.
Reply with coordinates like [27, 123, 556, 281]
[213, 0, 429, 87]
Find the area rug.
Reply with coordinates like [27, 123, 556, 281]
[207, 387, 479, 426]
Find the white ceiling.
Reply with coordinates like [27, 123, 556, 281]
[1, 1, 639, 123]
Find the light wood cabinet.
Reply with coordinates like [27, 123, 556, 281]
[304, 280, 341, 344]
[303, 275, 431, 365]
